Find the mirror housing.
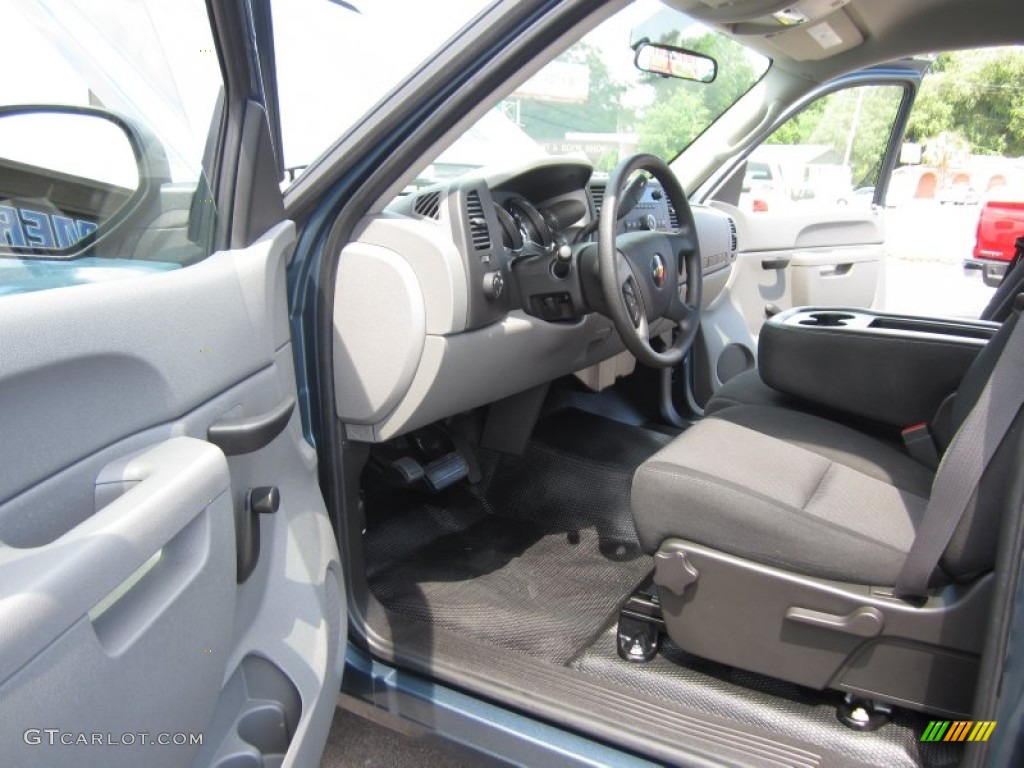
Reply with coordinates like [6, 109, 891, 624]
[633, 41, 717, 83]
[0, 104, 170, 258]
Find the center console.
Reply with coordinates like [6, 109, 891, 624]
[758, 307, 999, 429]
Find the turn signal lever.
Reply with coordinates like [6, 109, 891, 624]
[617, 174, 648, 220]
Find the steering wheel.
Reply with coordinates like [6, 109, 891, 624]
[598, 154, 702, 368]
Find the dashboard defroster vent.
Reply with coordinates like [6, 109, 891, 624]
[727, 217, 738, 252]
[466, 190, 491, 251]
[413, 191, 441, 219]
[589, 183, 606, 216]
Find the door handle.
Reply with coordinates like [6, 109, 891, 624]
[208, 396, 295, 456]
[819, 263, 853, 277]
[761, 257, 791, 270]
[785, 605, 884, 637]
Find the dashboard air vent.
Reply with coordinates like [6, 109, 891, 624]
[589, 183, 605, 216]
[466, 191, 491, 251]
[413, 191, 441, 219]
[727, 217, 738, 252]
[667, 201, 679, 229]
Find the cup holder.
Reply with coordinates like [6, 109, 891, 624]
[798, 312, 856, 327]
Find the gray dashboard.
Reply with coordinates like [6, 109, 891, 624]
[333, 158, 738, 442]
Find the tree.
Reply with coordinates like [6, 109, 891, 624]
[908, 48, 1024, 157]
[637, 89, 709, 159]
[635, 31, 760, 158]
[765, 85, 904, 186]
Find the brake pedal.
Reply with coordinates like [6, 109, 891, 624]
[423, 451, 469, 492]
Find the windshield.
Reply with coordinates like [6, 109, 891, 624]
[420, 0, 769, 185]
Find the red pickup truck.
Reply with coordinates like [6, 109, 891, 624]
[965, 186, 1024, 286]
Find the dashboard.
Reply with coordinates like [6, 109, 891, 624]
[333, 158, 738, 442]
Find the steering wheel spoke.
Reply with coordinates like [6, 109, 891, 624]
[598, 154, 703, 368]
[621, 275, 645, 328]
[666, 290, 697, 323]
[669, 230, 696, 251]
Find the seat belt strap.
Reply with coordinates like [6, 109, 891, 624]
[895, 304, 1024, 597]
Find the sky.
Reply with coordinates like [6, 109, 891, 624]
[270, 0, 496, 170]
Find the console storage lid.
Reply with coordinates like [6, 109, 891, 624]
[759, 308, 999, 428]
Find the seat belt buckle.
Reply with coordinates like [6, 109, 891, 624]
[901, 423, 940, 470]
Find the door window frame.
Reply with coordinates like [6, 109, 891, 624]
[700, 66, 926, 210]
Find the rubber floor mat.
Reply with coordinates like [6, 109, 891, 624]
[363, 409, 669, 664]
[570, 625, 963, 768]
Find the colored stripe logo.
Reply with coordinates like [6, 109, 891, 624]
[921, 721, 997, 742]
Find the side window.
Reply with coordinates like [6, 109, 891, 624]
[740, 85, 904, 213]
[888, 47, 1024, 313]
[0, 1, 223, 297]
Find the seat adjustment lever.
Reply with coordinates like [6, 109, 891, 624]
[785, 605, 884, 637]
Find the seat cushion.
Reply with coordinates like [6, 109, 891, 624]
[632, 407, 934, 585]
[704, 369, 795, 416]
[713, 406, 932, 496]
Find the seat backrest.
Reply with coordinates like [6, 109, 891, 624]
[981, 238, 1024, 322]
[939, 306, 1024, 581]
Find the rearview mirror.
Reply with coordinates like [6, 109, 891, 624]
[0, 105, 168, 258]
[633, 41, 717, 83]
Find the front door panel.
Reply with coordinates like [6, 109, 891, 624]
[697, 76, 920, 398]
[0, 225, 344, 767]
[729, 207, 886, 336]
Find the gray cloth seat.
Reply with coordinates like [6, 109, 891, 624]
[703, 368, 794, 417]
[632, 405, 933, 584]
[635, 311, 1021, 588]
[630, 312, 1023, 714]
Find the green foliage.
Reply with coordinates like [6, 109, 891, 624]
[767, 99, 826, 146]
[765, 86, 903, 186]
[636, 31, 761, 158]
[514, 28, 766, 164]
[637, 89, 710, 159]
[908, 48, 1024, 157]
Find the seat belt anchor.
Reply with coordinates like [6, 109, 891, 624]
[901, 423, 940, 470]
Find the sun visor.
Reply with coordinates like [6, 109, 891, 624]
[756, 8, 864, 61]
[670, 0, 863, 60]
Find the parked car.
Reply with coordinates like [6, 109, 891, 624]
[965, 185, 1024, 285]
[837, 185, 876, 207]
[4, 1, 1024, 768]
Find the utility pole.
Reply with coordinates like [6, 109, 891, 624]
[843, 88, 866, 168]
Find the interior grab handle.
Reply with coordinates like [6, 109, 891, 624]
[208, 396, 295, 456]
[0, 438, 229, 683]
[761, 257, 791, 270]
